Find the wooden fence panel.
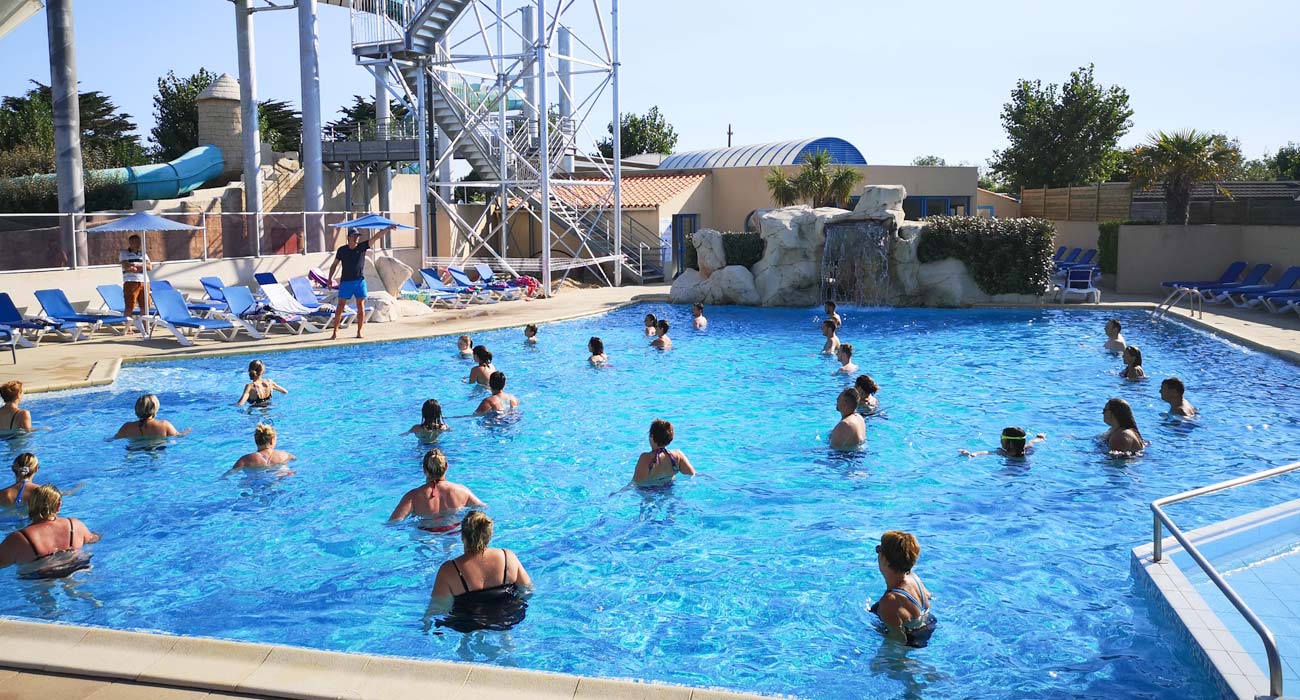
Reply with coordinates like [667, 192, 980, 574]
[1020, 189, 1044, 218]
[1068, 186, 1098, 221]
[1098, 183, 1133, 221]
[1044, 189, 1070, 220]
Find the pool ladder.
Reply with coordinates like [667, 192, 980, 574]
[1151, 285, 1204, 320]
[1151, 460, 1300, 699]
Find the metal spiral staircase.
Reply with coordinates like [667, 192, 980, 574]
[342, 0, 659, 286]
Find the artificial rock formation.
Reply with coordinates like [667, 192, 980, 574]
[749, 206, 847, 306]
[373, 254, 415, 297]
[691, 228, 727, 276]
[668, 184, 1044, 308]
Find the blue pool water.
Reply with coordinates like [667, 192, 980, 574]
[4, 304, 1300, 699]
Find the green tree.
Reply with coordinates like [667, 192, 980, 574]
[326, 95, 410, 139]
[765, 151, 863, 209]
[258, 99, 302, 153]
[989, 64, 1133, 192]
[150, 68, 219, 160]
[1128, 130, 1241, 225]
[151, 68, 303, 159]
[911, 155, 947, 166]
[596, 106, 678, 158]
[1275, 143, 1300, 180]
[1233, 157, 1276, 181]
[0, 81, 146, 176]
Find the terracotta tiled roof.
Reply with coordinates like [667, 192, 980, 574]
[555, 173, 706, 209]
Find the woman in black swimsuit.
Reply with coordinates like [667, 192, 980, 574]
[429, 511, 532, 632]
[236, 360, 288, 407]
[0, 484, 99, 578]
[0, 380, 33, 435]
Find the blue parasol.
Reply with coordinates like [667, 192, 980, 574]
[332, 213, 414, 230]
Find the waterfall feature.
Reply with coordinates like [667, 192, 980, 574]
[821, 220, 896, 305]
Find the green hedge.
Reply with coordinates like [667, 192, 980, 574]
[1097, 221, 1119, 275]
[684, 231, 765, 270]
[0, 172, 133, 213]
[917, 216, 1055, 295]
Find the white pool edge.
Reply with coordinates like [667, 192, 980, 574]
[1131, 499, 1300, 700]
[0, 616, 777, 699]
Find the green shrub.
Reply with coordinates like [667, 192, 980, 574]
[917, 216, 1055, 295]
[1097, 221, 1120, 274]
[684, 231, 765, 270]
[0, 171, 132, 213]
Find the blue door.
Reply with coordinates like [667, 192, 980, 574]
[671, 214, 700, 278]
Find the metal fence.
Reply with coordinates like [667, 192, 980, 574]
[0, 211, 419, 273]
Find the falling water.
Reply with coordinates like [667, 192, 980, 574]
[821, 221, 895, 305]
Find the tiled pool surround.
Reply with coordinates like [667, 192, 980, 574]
[1133, 498, 1300, 700]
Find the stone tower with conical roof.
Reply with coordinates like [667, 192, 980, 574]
[196, 73, 244, 177]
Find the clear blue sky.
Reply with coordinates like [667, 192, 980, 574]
[1, 0, 1296, 166]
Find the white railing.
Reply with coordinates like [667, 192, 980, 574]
[1150, 461, 1300, 699]
[348, 0, 413, 48]
[0, 211, 420, 273]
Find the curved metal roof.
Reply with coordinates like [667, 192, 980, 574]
[657, 137, 866, 170]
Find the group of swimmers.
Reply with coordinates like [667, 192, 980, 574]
[4, 302, 1192, 644]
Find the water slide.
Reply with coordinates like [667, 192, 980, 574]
[11, 145, 226, 201]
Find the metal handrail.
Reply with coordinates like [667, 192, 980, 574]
[1151, 460, 1300, 699]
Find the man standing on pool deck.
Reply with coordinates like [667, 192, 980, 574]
[120, 234, 152, 334]
[328, 226, 389, 340]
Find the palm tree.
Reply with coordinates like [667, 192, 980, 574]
[765, 166, 800, 206]
[764, 151, 863, 208]
[1129, 130, 1240, 224]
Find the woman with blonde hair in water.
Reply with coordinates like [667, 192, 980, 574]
[113, 394, 188, 439]
[0, 453, 41, 508]
[428, 511, 533, 632]
[0, 485, 100, 579]
[230, 424, 296, 471]
[389, 449, 485, 529]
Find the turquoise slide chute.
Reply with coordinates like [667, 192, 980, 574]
[8, 145, 225, 201]
[105, 145, 226, 200]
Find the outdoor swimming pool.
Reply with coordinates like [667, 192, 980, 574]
[4, 304, 1300, 699]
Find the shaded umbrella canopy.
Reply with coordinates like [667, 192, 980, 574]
[86, 211, 203, 232]
[332, 213, 414, 230]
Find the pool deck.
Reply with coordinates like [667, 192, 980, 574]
[2, 287, 1299, 700]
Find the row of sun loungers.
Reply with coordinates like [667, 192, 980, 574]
[1, 264, 531, 361]
[1160, 262, 1300, 316]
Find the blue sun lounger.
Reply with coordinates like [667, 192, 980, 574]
[205, 286, 265, 339]
[151, 280, 224, 317]
[33, 289, 131, 336]
[1186, 264, 1272, 302]
[1055, 248, 1082, 270]
[1161, 262, 1248, 289]
[0, 292, 84, 344]
[1057, 249, 1097, 272]
[1051, 246, 1067, 262]
[152, 288, 238, 346]
[418, 269, 483, 306]
[287, 277, 358, 327]
[1217, 266, 1300, 307]
[448, 266, 520, 301]
[0, 325, 18, 363]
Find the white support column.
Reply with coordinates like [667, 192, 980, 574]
[297, 0, 324, 252]
[521, 5, 536, 148]
[536, 0, 551, 296]
[496, 0, 508, 256]
[375, 70, 392, 213]
[558, 26, 572, 173]
[46, 0, 84, 267]
[611, 0, 622, 286]
[417, 63, 431, 262]
[235, 0, 263, 252]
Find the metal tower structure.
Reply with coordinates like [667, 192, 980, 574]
[342, 0, 630, 294]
